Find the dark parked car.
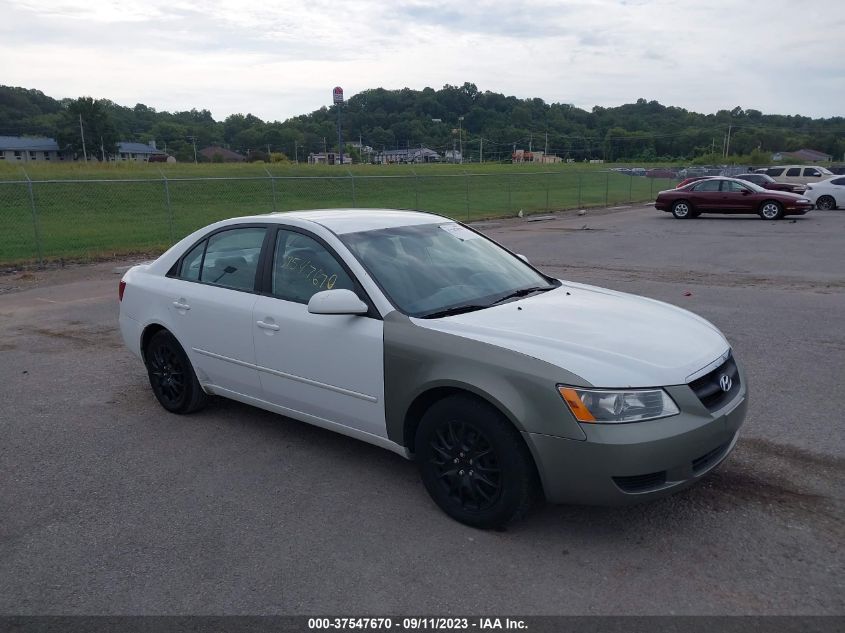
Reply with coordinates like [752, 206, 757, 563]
[655, 177, 814, 220]
[675, 176, 708, 188]
[645, 168, 677, 178]
[734, 173, 806, 194]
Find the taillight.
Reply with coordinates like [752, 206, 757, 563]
[119, 280, 126, 301]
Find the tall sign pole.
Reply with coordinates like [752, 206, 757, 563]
[333, 86, 344, 165]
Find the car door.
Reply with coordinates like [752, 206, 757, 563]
[782, 167, 801, 184]
[252, 227, 387, 437]
[801, 167, 824, 185]
[720, 179, 756, 213]
[688, 179, 721, 210]
[165, 225, 267, 398]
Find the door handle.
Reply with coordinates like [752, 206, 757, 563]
[256, 320, 280, 331]
[172, 300, 191, 310]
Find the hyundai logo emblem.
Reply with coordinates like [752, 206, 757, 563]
[719, 374, 733, 392]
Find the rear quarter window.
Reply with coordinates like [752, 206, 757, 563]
[766, 168, 785, 177]
[831, 178, 845, 186]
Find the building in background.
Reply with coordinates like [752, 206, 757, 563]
[772, 149, 832, 163]
[0, 136, 63, 161]
[117, 141, 168, 162]
[511, 149, 561, 164]
[308, 152, 352, 165]
[375, 147, 440, 164]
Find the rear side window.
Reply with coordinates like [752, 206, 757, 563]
[786, 168, 800, 177]
[723, 180, 748, 192]
[179, 241, 205, 281]
[199, 227, 266, 291]
[693, 180, 721, 192]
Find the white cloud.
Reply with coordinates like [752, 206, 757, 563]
[1, 0, 843, 120]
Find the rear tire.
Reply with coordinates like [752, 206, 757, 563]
[144, 330, 208, 414]
[671, 200, 693, 219]
[415, 395, 538, 529]
[759, 201, 784, 220]
[816, 195, 836, 210]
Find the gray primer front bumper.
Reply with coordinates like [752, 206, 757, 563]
[526, 382, 748, 505]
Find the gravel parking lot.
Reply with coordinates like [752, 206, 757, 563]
[1, 205, 843, 615]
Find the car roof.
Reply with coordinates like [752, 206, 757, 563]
[229, 208, 449, 234]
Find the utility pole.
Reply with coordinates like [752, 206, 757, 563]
[294, 140, 298, 164]
[187, 136, 198, 164]
[323, 137, 327, 155]
[724, 124, 733, 159]
[267, 144, 271, 158]
[78, 113, 88, 162]
[529, 133, 533, 153]
[100, 136, 105, 162]
[479, 137, 483, 163]
[458, 116, 464, 164]
[545, 132, 548, 156]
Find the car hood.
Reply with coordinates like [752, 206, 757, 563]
[410, 283, 730, 388]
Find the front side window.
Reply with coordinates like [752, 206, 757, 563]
[803, 168, 821, 177]
[766, 168, 785, 177]
[198, 227, 266, 291]
[724, 180, 749, 192]
[341, 222, 556, 317]
[786, 168, 801, 177]
[271, 230, 355, 303]
[693, 180, 721, 192]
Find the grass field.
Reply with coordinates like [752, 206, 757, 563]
[0, 162, 677, 265]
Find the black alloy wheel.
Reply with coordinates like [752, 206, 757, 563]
[416, 395, 538, 529]
[816, 195, 836, 210]
[144, 330, 208, 414]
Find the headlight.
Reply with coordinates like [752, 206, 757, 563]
[797, 198, 810, 203]
[558, 386, 680, 423]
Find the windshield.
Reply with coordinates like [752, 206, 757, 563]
[340, 222, 557, 318]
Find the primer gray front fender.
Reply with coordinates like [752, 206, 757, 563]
[383, 311, 588, 448]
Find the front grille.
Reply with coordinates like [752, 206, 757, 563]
[612, 471, 667, 493]
[692, 440, 731, 474]
[689, 354, 740, 412]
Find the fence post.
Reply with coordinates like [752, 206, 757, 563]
[264, 168, 278, 212]
[628, 174, 633, 203]
[650, 177, 654, 199]
[411, 169, 420, 210]
[605, 171, 610, 207]
[578, 172, 582, 208]
[507, 174, 512, 213]
[160, 173, 174, 242]
[24, 171, 44, 266]
[464, 172, 470, 221]
[347, 170, 356, 208]
[545, 173, 550, 213]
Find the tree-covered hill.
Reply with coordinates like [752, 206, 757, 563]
[1, 83, 842, 163]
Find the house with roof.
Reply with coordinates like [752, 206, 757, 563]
[0, 136, 64, 162]
[375, 147, 441, 164]
[199, 146, 246, 162]
[772, 148, 832, 163]
[118, 141, 168, 162]
[308, 152, 352, 165]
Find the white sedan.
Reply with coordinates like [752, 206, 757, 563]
[119, 209, 747, 528]
[804, 176, 845, 210]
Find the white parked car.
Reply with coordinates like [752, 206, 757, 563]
[803, 176, 845, 210]
[765, 165, 833, 186]
[119, 209, 747, 528]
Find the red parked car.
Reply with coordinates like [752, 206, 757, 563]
[655, 177, 814, 220]
[734, 173, 806, 194]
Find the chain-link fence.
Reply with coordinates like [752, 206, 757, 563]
[0, 171, 679, 266]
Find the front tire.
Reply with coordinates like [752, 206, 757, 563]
[816, 195, 836, 210]
[671, 200, 693, 219]
[144, 330, 208, 414]
[759, 200, 784, 220]
[415, 395, 538, 529]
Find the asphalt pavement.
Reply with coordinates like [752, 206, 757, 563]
[1, 205, 843, 615]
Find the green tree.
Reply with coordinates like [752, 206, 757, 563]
[57, 97, 118, 160]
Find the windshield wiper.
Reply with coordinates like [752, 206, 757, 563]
[490, 285, 555, 306]
[418, 304, 491, 319]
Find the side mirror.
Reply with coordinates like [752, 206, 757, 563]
[308, 289, 368, 315]
[516, 254, 530, 264]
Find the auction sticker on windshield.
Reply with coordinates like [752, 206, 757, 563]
[439, 223, 480, 240]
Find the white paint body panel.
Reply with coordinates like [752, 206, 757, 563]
[804, 177, 845, 208]
[411, 283, 730, 388]
[252, 295, 386, 437]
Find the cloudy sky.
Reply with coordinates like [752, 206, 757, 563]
[1, 0, 843, 121]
